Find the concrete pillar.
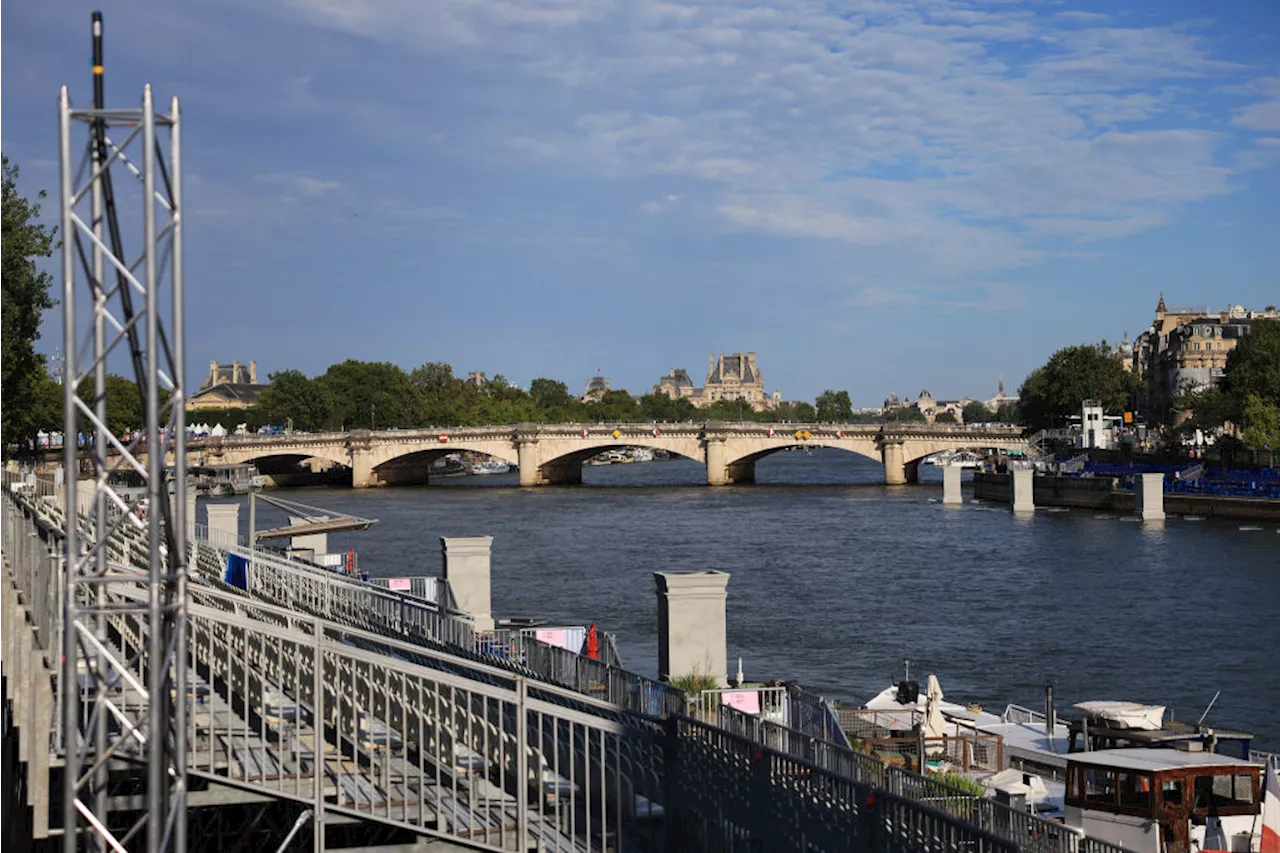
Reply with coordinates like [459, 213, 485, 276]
[441, 536, 494, 630]
[942, 465, 963, 506]
[351, 447, 375, 488]
[882, 441, 906, 485]
[1135, 473, 1165, 521]
[518, 440, 540, 487]
[1011, 468, 1035, 515]
[654, 571, 730, 687]
[206, 503, 240, 544]
[706, 439, 729, 486]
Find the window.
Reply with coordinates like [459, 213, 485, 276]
[1162, 778, 1184, 807]
[1118, 772, 1153, 811]
[1086, 768, 1117, 807]
[1194, 773, 1257, 812]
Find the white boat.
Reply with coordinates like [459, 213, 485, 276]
[469, 460, 510, 475]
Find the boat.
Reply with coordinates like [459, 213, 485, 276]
[194, 463, 264, 495]
[1075, 700, 1166, 731]
[469, 460, 510, 475]
[1063, 748, 1270, 853]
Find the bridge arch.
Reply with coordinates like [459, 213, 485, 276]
[531, 437, 705, 486]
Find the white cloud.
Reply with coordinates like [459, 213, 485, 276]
[255, 172, 342, 197]
[279, 0, 1273, 291]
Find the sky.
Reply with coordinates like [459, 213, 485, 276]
[3, 0, 1279, 407]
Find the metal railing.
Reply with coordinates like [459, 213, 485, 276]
[200, 541, 689, 718]
[668, 715, 1019, 853]
[694, 697, 1126, 853]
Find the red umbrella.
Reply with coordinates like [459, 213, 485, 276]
[585, 624, 600, 661]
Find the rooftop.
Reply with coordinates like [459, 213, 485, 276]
[1066, 747, 1261, 772]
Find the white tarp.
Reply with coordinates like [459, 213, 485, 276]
[1073, 701, 1165, 731]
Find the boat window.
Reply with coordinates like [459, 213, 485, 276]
[1085, 768, 1117, 807]
[1162, 779, 1184, 807]
[1118, 771, 1152, 810]
[1194, 773, 1257, 811]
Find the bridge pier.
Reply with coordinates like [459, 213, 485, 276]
[707, 440, 754, 486]
[882, 441, 906, 485]
[518, 439, 540, 488]
[370, 460, 429, 487]
[351, 445, 375, 489]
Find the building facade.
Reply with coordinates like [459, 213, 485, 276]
[653, 352, 780, 412]
[186, 360, 269, 411]
[1132, 296, 1278, 419]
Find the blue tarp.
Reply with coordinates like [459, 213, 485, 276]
[224, 553, 248, 589]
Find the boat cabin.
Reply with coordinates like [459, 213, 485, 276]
[1065, 748, 1261, 853]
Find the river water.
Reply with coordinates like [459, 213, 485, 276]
[215, 450, 1280, 751]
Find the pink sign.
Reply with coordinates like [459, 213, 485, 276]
[387, 578, 411, 591]
[720, 690, 761, 714]
[536, 629, 568, 648]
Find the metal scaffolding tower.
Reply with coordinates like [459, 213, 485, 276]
[59, 12, 188, 851]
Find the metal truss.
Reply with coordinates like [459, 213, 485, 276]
[58, 12, 188, 850]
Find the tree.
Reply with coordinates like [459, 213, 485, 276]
[1222, 320, 1280, 411]
[2, 155, 58, 455]
[934, 410, 958, 424]
[1017, 344, 1139, 432]
[587, 389, 639, 422]
[256, 370, 332, 431]
[316, 361, 420, 429]
[814, 390, 853, 422]
[962, 401, 992, 424]
[1240, 393, 1279, 450]
[529, 378, 573, 410]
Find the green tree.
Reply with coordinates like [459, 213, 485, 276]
[1240, 393, 1279, 449]
[814, 390, 853, 422]
[934, 410, 958, 424]
[1017, 344, 1138, 432]
[75, 374, 147, 436]
[1222, 320, 1280, 411]
[586, 389, 639, 422]
[2, 155, 58, 455]
[637, 393, 697, 422]
[529, 378, 573, 410]
[256, 370, 332, 431]
[962, 401, 992, 424]
[315, 361, 421, 430]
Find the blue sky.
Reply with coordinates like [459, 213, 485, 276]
[4, 0, 1278, 406]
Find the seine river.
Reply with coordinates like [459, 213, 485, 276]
[217, 450, 1280, 751]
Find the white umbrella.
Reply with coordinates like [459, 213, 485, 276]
[924, 674, 947, 741]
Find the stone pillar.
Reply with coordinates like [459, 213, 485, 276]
[655, 571, 730, 687]
[350, 447, 375, 488]
[441, 536, 494, 630]
[1135, 473, 1165, 521]
[1011, 468, 1035, 514]
[518, 440, 541, 487]
[206, 503, 240, 544]
[706, 439, 729, 486]
[943, 465, 963, 506]
[882, 441, 906, 485]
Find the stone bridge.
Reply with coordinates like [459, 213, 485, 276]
[179, 422, 1028, 488]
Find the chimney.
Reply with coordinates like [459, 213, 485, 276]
[249, 360, 257, 384]
[209, 360, 218, 387]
